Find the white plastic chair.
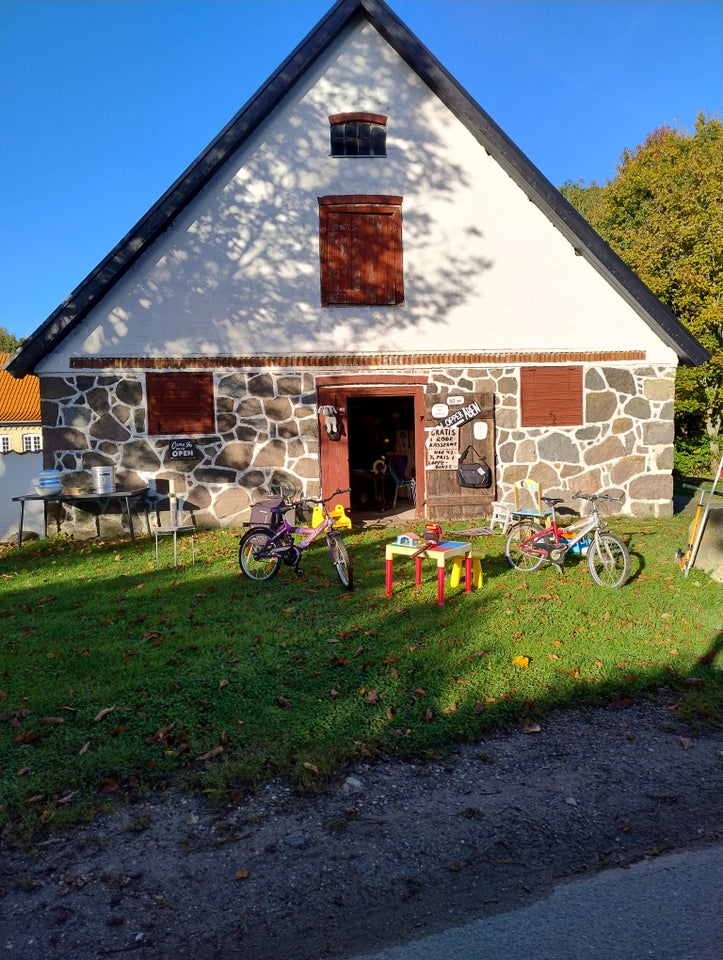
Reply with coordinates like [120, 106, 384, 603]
[489, 501, 513, 533]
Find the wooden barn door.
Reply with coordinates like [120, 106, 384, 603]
[317, 381, 426, 517]
[424, 391, 496, 520]
[317, 386, 351, 511]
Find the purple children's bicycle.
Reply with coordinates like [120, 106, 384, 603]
[239, 487, 353, 590]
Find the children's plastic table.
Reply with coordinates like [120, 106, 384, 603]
[385, 540, 473, 606]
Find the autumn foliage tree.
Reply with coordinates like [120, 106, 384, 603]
[561, 114, 723, 475]
[0, 326, 21, 353]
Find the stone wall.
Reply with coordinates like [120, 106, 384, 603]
[425, 363, 676, 518]
[39, 360, 676, 538]
[40, 370, 322, 537]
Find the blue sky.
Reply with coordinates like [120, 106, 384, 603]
[1, 0, 721, 340]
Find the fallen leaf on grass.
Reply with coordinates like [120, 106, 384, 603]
[1, 707, 30, 726]
[234, 868, 250, 880]
[16, 766, 32, 776]
[303, 762, 319, 774]
[40, 717, 64, 725]
[278, 696, 292, 708]
[512, 655, 530, 668]
[13, 730, 41, 744]
[423, 707, 434, 723]
[94, 707, 117, 722]
[680, 737, 694, 751]
[55, 792, 77, 806]
[196, 745, 224, 762]
[98, 778, 122, 794]
[147, 722, 175, 745]
[218, 678, 229, 690]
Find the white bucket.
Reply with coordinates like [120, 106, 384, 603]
[92, 466, 116, 494]
[35, 469, 63, 497]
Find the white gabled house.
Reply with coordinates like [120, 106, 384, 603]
[3, 0, 708, 529]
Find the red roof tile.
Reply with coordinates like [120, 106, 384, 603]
[0, 354, 41, 423]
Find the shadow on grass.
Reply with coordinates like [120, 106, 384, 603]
[1, 525, 721, 835]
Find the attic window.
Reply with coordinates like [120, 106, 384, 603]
[329, 113, 387, 157]
[146, 372, 215, 436]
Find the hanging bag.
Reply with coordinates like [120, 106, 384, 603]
[456, 445, 492, 489]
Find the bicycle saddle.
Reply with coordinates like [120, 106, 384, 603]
[541, 497, 565, 506]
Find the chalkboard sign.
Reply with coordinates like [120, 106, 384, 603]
[170, 438, 197, 460]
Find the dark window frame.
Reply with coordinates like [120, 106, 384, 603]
[329, 112, 387, 157]
[146, 371, 215, 436]
[520, 365, 583, 427]
[318, 195, 403, 307]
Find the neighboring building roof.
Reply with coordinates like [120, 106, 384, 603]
[0, 353, 41, 423]
[2, 0, 710, 378]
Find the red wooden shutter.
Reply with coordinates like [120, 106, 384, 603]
[146, 372, 215, 435]
[319, 196, 402, 306]
[520, 366, 583, 427]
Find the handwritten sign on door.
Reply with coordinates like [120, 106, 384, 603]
[426, 427, 458, 469]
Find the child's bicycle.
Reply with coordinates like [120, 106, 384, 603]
[238, 488, 353, 589]
[504, 492, 630, 588]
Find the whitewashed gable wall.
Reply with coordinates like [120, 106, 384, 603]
[41, 21, 675, 371]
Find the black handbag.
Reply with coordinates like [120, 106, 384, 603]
[456, 445, 491, 488]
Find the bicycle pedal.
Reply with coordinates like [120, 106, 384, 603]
[295, 567, 304, 576]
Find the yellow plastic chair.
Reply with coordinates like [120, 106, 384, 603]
[512, 479, 550, 522]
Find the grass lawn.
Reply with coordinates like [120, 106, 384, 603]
[1, 510, 721, 841]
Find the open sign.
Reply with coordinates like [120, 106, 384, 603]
[170, 438, 197, 460]
[438, 400, 482, 429]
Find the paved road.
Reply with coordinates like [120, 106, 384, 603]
[349, 843, 722, 960]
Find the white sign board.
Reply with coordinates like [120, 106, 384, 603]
[425, 426, 458, 469]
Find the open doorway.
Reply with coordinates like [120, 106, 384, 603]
[346, 395, 416, 513]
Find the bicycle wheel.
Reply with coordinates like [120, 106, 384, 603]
[238, 528, 281, 582]
[587, 532, 630, 588]
[327, 531, 353, 590]
[505, 520, 546, 571]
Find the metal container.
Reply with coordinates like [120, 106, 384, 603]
[91, 466, 116, 494]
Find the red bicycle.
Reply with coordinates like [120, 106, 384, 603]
[505, 492, 630, 588]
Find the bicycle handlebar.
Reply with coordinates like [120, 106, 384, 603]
[293, 488, 350, 507]
[573, 492, 625, 504]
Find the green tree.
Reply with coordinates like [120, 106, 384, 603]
[561, 114, 723, 475]
[0, 327, 21, 353]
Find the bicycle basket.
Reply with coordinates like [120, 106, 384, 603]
[250, 497, 285, 527]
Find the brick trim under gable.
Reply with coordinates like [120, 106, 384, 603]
[69, 351, 646, 371]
